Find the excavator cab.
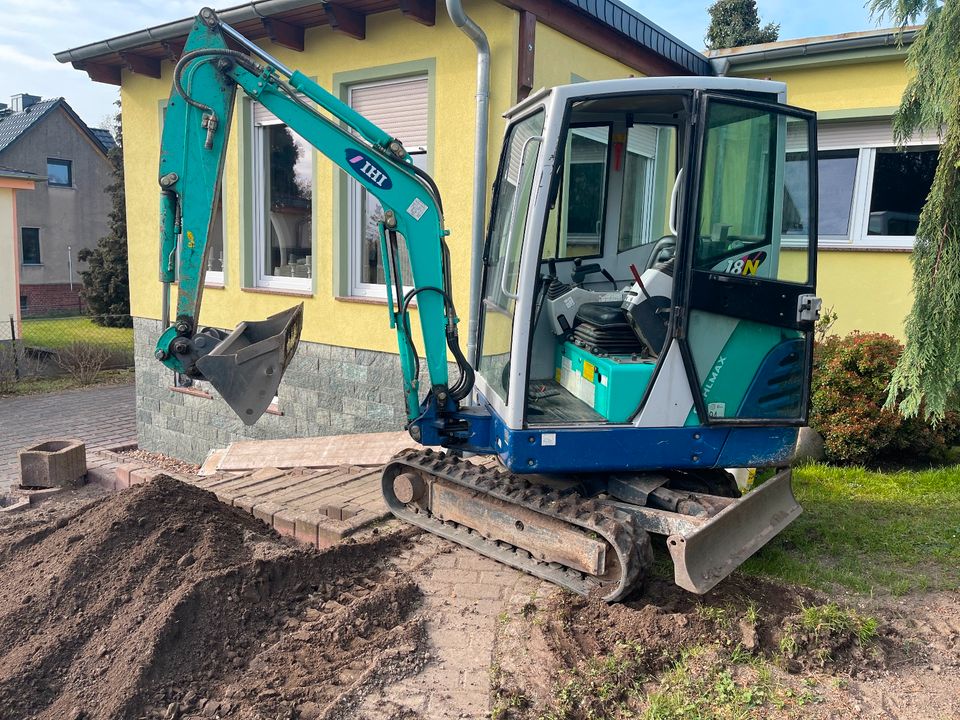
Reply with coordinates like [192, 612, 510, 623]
[461, 79, 819, 593]
[475, 79, 819, 470]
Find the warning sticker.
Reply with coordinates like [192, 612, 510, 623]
[708, 402, 726, 418]
[542, 433, 556, 447]
[582, 361, 595, 382]
[406, 198, 428, 220]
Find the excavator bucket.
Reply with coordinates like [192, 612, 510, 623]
[196, 304, 303, 425]
[667, 468, 802, 594]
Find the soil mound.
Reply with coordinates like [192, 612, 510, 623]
[492, 572, 899, 719]
[0, 476, 424, 720]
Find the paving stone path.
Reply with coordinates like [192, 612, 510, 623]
[362, 533, 551, 719]
[0, 384, 136, 492]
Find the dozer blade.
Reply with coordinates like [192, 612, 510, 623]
[667, 468, 801, 594]
[196, 303, 303, 425]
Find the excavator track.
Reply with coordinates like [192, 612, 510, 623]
[382, 448, 653, 602]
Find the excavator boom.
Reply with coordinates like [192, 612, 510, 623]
[155, 8, 465, 428]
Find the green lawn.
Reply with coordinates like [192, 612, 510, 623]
[0, 368, 135, 397]
[742, 463, 960, 594]
[21, 316, 133, 352]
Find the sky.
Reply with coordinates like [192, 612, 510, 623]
[0, 0, 888, 130]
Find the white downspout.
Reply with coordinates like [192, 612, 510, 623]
[445, 0, 490, 367]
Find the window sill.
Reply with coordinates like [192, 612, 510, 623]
[335, 295, 417, 310]
[336, 295, 388, 306]
[21, 263, 42, 267]
[241, 286, 313, 298]
[818, 243, 913, 253]
[205, 282, 225, 289]
[170, 385, 213, 400]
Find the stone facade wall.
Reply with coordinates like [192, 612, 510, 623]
[134, 317, 437, 463]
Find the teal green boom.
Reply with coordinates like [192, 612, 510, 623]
[154, 10, 455, 421]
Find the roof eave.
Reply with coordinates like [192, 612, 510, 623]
[56, 0, 712, 82]
[710, 26, 918, 74]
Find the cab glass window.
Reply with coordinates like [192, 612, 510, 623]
[695, 101, 812, 285]
[478, 110, 545, 402]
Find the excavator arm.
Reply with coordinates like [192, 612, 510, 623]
[155, 8, 474, 432]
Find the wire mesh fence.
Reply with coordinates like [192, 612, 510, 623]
[2, 313, 134, 389]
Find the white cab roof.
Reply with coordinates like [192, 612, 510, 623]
[504, 76, 788, 119]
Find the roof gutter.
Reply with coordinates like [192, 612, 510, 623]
[445, 0, 490, 367]
[55, 0, 321, 64]
[711, 28, 918, 75]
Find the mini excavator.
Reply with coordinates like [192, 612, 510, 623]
[154, 8, 821, 601]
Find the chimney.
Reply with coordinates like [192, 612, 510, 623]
[11, 94, 41, 112]
[0, 103, 9, 118]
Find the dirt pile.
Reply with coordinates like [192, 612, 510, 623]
[0, 476, 425, 720]
[491, 573, 902, 719]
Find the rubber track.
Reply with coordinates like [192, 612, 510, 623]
[381, 448, 653, 602]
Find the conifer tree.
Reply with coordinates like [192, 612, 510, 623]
[705, 0, 779, 50]
[79, 103, 131, 328]
[870, 0, 960, 419]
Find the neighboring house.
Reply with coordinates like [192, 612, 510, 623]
[710, 28, 928, 338]
[0, 94, 115, 317]
[56, 0, 709, 462]
[0, 167, 41, 333]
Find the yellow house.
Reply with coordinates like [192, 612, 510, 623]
[56, 0, 710, 461]
[0, 168, 40, 333]
[710, 27, 928, 339]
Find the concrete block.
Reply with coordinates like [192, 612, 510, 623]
[293, 510, 326, 546]
[0, 495, 30, 513]
[130, 467, 164, 485]
[18, 439, 86, 489]
[252, 500, 284, 527]
[115, 463, 144, 488]
[793, 426, 826, 464]
[271, 508, 298, 538]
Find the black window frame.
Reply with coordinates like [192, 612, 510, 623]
[20, 227, 41, 265]
[46, 158, 72, 187]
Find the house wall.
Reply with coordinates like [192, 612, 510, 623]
[121, 2, 649, 459]
[533, 22, 642, 87]
[730, 53, 914, 338]
[0, 107, 112, 310]
[0, 188, 17, 326]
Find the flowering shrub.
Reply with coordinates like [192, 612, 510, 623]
[811, 332, 959, 464]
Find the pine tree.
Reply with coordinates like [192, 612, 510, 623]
[871, 0, 960, 420]
[705, 0, 779, 50]
[78, 103, 131, 328]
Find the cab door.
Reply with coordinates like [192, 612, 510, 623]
[678, 93, 819, 425]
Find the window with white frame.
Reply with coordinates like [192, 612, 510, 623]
[784, 119, 940, 250]
[252, 102, 314, 290]
[618, 124, 675, 252]
[347, 75, 429, 298]
[206, 195, 225, 284]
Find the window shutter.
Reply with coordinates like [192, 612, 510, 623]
[817, 119, 940, 150]
[349, 77, 429, 150]
[253, 95, 311, 126]
[626, 125, 659, 158]
[253, 101, 280, 127]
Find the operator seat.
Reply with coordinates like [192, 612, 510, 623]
[571, 236, 676, 357]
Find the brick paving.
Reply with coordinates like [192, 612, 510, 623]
[0, 383, 136, 492]
[364, 535, 550, 718]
